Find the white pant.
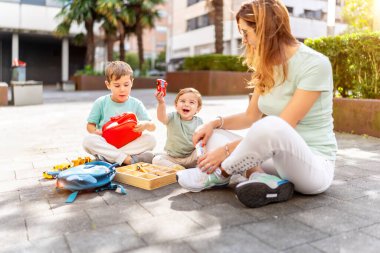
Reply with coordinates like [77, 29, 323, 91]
[207, 116, 335, 194]
[83, 133, 156, 165]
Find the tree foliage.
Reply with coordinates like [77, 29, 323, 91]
[305, 32, 380, 99]
[342, 0, 374, 32]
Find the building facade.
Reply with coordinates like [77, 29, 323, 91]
[0, 0, 86, 85]
[166, 0, 347, 70]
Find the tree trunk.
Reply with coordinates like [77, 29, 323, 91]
[214, 0, 224, 54]
[85, 20, 95, 67]
[118, 21, 126, 61]
[105, 33, 115, 62]
[136, 22, 144, 70]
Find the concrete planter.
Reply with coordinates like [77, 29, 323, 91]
[166, 71, 253, 96]
[333, 98, 380, 137]
[133, 77, 157, 89]
[72, 75, 106, 90]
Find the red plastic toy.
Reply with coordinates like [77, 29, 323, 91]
[156, 79, 168, 97]
[102, 113, 142, 148]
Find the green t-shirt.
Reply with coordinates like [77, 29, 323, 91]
[87, 94, 151, 128]
[258, 43, 337, 160]
[164, 112, 203, 158]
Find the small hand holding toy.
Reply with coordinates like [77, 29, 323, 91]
[156, 79, 168, 97]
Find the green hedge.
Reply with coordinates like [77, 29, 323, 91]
[305, 32, 380, 99]
[183, 54, 248, 72]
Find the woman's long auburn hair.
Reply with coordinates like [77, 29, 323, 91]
[236, 0, 298, 94]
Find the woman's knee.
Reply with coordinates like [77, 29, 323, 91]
[206, 129, 241, 152]
[247, 116, 291, 142]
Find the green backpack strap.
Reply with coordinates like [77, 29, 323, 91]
[65, 191, 79, 203]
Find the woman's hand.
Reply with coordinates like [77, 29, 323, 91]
[192, 122, 214, 146]
[198, 146, 227, 174]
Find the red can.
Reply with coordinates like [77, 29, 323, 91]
[156, 79, 168, 97]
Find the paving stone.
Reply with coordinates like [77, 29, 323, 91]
[66, 223, 145, 253]
[10, 161, 35, 171]
[101, 186, 156, 204]
[26, 211, 93, 240]
[1, 236, 70, 253]
[138, 192, 202, 216]
[128, 212, 205, 244]
[361, 223, 380, 239]
[244, 201, 302, 220]
[15, 169, 42, 180]
[290, 206, 372, 234]
[151, 183, 189, 197]
[1, 89, 380, 251]
[352, 162, 380, 173]
[183, 203, 257, 230]
[19, 185, 55, 201]
[348, 174, 380, 191]
[290, 193, 338, 210]
[0, 218, 28, 245]
[20, 199, 53, 218]
[282, 244, 323, 253]
[311, 231, 380, 253]
[184, 227, 276, 253]
[127, 242, 196, 253]
[85, 200, 153, 227]
[0, 170, 15, 181]
[241, 216, 327, 250]
[334, 165, 376, 179]
[49, 191, 109, 214]
[328, 199, 380, 222]
[184, 188, 242, 207]
[324, 180, 370, 200]
[0, 202, 23, 224]
[0, 178, 40, 193]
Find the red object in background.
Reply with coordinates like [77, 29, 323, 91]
[102, 113, 142, 148]
[12, 59, 26, 67]
[156, 79, 168, 97]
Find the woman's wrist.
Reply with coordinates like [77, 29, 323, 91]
[224, 143, 230, 157]
[211, 116, 224, 129]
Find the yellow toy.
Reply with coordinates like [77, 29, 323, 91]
[42, 156, 93, 179]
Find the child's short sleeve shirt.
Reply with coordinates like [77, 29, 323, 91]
[164, 112, 203, 158]
[87, 95, 151, 129]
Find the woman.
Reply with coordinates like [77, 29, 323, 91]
[176, 0, 337, 208]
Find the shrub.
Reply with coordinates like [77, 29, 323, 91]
[74, 65, 103, 76]
[183, 54, 248, 72]
[305, 32, 380, 99]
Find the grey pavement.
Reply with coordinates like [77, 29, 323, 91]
[0, 86, 380, 253]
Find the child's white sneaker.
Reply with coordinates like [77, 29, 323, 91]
[176, 168, 230, 192]
[235, 172, 294, 208]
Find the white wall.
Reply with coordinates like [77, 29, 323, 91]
[0, 2, 84, 34]
[169, 0, 347, 59]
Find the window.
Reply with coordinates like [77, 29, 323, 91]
[304, 9, 323, 20]
[187, 0, 202, 6]
[187, 14, 211, 31]
[21, 0, 46, 6]
[286, 6, 293, 16]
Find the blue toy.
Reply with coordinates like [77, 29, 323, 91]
[47, 161, 126, 203]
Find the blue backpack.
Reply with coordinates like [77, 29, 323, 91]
[47, 161, 126, 203]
